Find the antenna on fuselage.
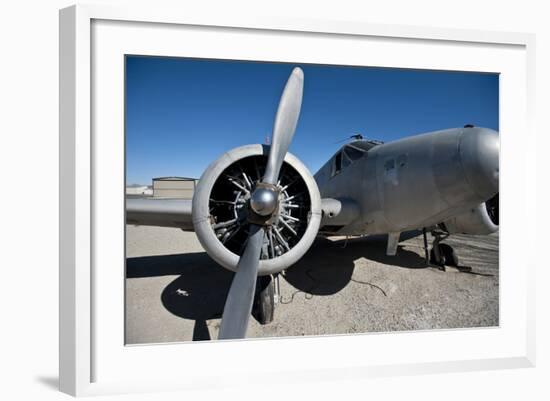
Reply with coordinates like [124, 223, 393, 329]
[333, 133, 364, 144]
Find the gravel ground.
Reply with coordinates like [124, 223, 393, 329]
[125, 225, 498, 344]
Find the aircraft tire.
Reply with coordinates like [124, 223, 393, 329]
[252, 275, 275, 325]
[430, 247, 445, 266]
[440, 243, 459, 267]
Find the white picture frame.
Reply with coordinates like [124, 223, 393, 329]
[59, 4, 536, 397]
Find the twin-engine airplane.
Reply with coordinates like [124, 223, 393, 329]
[127, 67, 499, 340]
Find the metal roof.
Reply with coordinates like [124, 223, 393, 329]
[152, 176, 198, 181]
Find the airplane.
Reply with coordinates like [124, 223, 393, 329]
[126, 67, 499, 340]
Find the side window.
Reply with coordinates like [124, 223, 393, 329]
[331, 152, 342, 177]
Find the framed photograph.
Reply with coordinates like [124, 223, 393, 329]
[59, 4, 536, 396]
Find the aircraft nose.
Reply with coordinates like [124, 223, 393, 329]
[459, 128, 499, 200]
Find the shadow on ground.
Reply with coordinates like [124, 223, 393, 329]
[126, 233, 432, 340]
[127, 252, 232, 341]
[127, 252, 232, 328]
[283, 234, 429, 295]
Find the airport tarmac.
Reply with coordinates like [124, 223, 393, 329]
[125, 225, 498, 344]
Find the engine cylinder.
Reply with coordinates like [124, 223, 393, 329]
[192, 144, 321, 275]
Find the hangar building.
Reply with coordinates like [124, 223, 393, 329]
[152, 177, 198, 199]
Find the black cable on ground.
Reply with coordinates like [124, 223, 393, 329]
[279, 268, 387, 304]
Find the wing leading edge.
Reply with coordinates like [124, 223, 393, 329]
[126, 198, 194, 231]
[127, 196, 362, 234]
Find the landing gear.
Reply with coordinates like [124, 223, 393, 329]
[252, 274, 275, 325]
[430, 243, 459, 267]
[425, 228, 459, 268]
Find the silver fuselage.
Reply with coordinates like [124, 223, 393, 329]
[314, 127, 499, 235]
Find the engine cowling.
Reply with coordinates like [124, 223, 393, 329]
[192, 144, 322, 275]
[442, 193, 499, 235]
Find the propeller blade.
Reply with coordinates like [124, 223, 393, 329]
[219, 67, 305, 340]
[218, 224, 265, 339]
[263, 67, 304, 185]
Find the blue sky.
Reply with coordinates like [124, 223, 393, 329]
[126, 56, 498, 185]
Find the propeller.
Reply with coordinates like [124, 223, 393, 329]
[218, 67, 304, 340]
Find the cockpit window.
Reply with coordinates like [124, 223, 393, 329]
[344, 144, 366, 161]
[342, 152, 351, 168]
[332, 152, 342, 176]
[331, 145, 367, 178]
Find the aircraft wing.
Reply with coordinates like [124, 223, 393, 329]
[126, 198, 194, 231]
